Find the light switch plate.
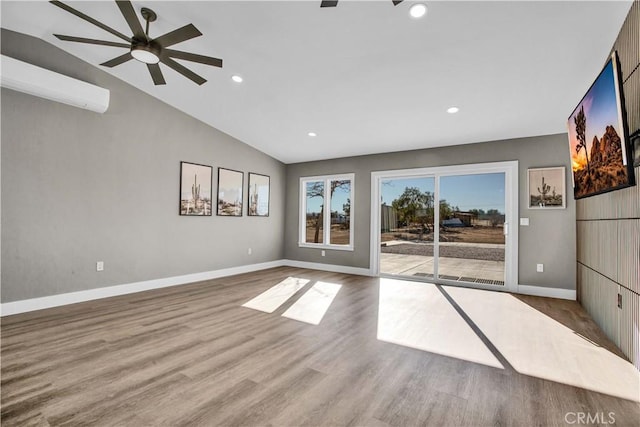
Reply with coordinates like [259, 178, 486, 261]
[520, 218, 529, 226]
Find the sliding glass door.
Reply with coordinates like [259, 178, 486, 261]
[379, 176, 435, 278]
[437, 173, 506, 285]
[372, 162, 517, 291]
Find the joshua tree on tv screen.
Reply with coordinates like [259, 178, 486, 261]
[574, 106, 591, 176]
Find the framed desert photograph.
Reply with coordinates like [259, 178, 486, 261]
[217, 168, 243, 216]
[631, 130, 640, 168]
[248, 173, 270, 216]
[179, 162, 212, 216]
[528, 167, 566, 209]
[567, 51, 634, 199]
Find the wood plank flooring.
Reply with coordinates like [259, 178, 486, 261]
[1, 267, 639, 426]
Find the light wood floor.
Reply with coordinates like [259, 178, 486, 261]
[1, 267, 639, 426]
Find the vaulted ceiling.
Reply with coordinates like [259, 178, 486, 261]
[1, 1, 633, 163]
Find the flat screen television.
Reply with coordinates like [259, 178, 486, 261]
[567, 51, 635, 199]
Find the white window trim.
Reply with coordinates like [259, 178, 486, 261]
[299, 173, 355, 251]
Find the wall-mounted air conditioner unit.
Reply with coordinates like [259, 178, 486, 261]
[0, 55, 110, 113]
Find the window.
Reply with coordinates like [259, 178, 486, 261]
[299, 174, 354, 250]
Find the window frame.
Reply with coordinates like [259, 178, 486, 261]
[299, 173, 355, 251]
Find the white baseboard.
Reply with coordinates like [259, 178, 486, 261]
[0, 260, 285, 316]
[1, 260, 575, 316]
[282, 259, 373, 277]
[517, 284, 576, 300]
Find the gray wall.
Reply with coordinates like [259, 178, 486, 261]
[285, 133, 577, 290]
[577, 0, 639, 370]
[1, 29, 285, 303]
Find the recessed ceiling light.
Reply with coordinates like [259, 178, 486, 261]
[308, 132, 317, 137]
[447, 107, 459, 114]
[409, 3, 428, 19]
[231, 75, 243, 83]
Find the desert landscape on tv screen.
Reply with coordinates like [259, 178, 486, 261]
[568, 58, 629, 199]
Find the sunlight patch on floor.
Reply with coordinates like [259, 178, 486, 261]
[445, 286, 640, 402]
[282, 281, 342, 325]
[241, 277, 309, 313]
[377, 278, 504, 369]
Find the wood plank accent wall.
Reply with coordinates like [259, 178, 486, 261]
[577, 0, 640, 371]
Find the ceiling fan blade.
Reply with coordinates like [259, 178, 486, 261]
[320, 1, 339, 7]
[153, 24, 202, 48]
[147, 63, 166, 85]
[100, 52, 133, 67]
[392, 0, 404, 5]
[115, 0, 145, 39]
[54, 34, 130, 48]
[50, 1, 131, 42]
[164, 49, 223, 68]
[160, 56, 206, 85]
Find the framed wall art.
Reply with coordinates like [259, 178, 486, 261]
[248, 173, 270, 217]
[528, 167, 566, 209]
[179, 162, 213, 216]
[631, 130, 640, 168]
[217, 168, 243, 216]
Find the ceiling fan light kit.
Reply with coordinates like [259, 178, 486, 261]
[49, 0, 223, 86]
[130, 42, 160, 64]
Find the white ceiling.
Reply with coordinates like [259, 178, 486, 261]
[1, 1, 633, 163]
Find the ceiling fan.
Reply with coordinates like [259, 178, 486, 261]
[49, 0, 223, 86]
[321, 1, 403, 7]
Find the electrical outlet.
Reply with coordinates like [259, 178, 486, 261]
[536, 264, 544, 273]
[248, 248, 252, 255]
[617, 293, 622, 309]
[96, 261, 104, 272]
[321, 250, 326, 257]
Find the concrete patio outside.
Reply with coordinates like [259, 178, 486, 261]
[380, 241, 505, 284]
